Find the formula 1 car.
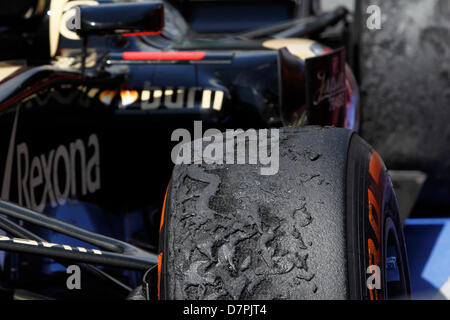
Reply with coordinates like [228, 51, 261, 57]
[0, 0, 410, 300]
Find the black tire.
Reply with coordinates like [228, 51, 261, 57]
[158, 126, 411, 300]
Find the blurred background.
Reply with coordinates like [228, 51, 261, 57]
[346, 0, 450, 300]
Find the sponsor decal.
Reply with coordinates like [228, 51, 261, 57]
[99, 83, 225, 111]
[313, 71, 346, 111]
[19, 84, 99, 108]
[139, 85, 224, 110]
[120, 90, 139, 107]
[367, 152, 385, 300]
[306, 48, 346, 120]
[1, 110, 101, 212]
[312, 51, 346, 111]
[98, 90, 117, 106]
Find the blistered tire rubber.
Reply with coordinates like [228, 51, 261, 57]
[158, 126, 411, 300]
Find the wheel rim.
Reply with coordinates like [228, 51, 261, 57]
[384, 217, 408, 299]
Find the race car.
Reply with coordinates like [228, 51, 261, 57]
[0, 0, 410, 300]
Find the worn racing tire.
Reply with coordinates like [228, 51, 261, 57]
[158, 126, 411, 300]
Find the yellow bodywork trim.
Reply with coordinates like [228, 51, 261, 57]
[262, 38, 317, 60]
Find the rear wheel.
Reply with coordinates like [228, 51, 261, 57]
[158, 126, 411, 299]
